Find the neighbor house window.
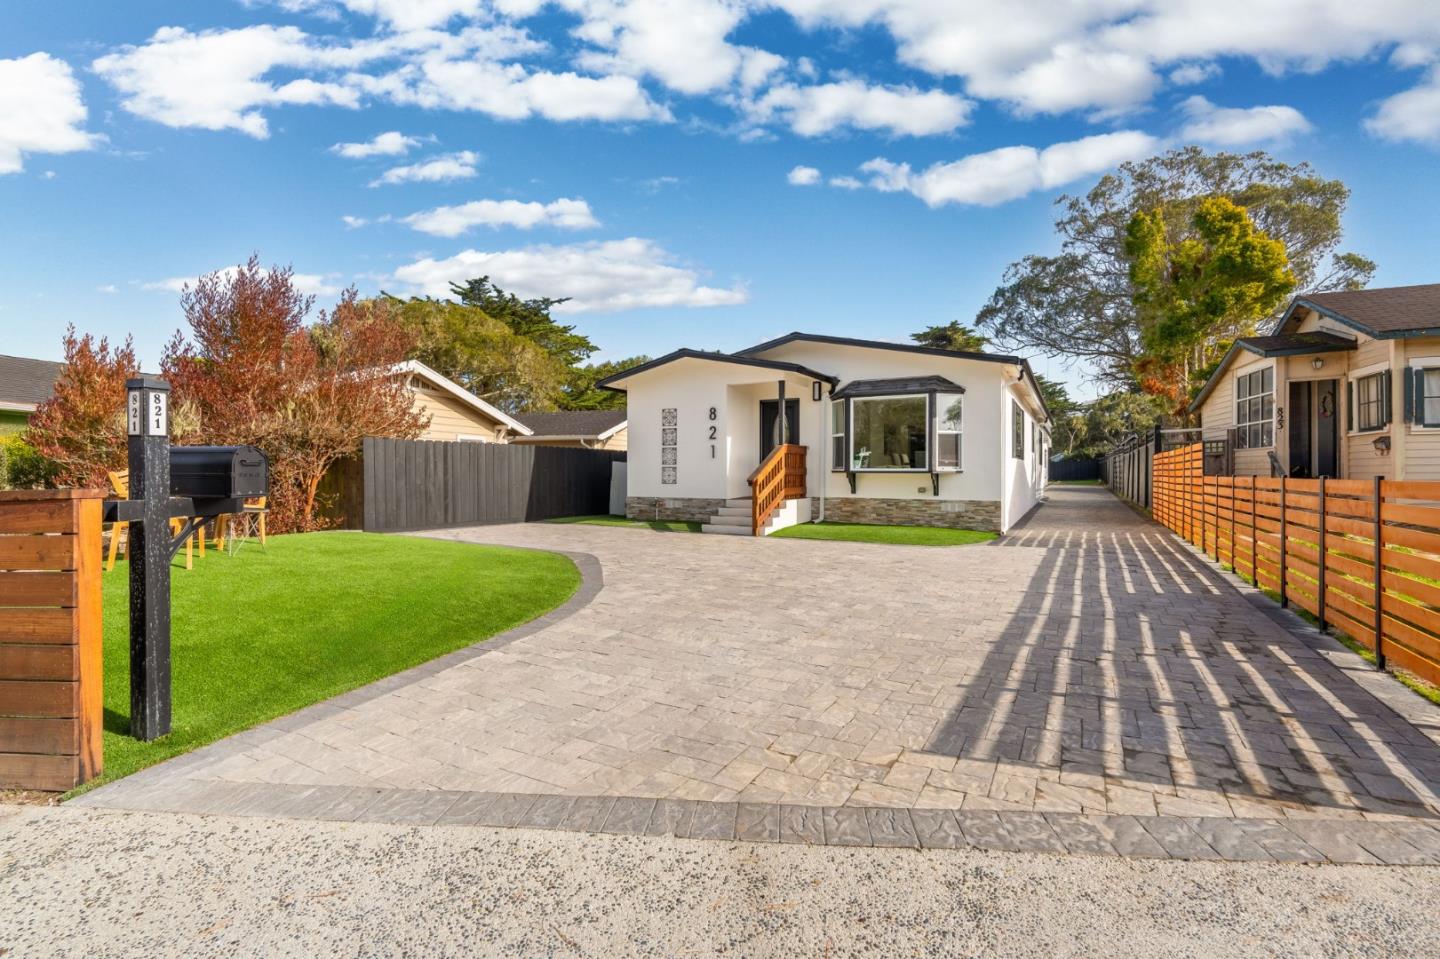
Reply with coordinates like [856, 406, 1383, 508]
[1234, 366, 1274, 448]
[1355, 371, 1386, 432]
[1417, 368, 1440, 427]
[851, 395, 928, 470]
[830, 400, 846, 471]
[936, 394, 963, 470]
[1011, 401, 1025, 459]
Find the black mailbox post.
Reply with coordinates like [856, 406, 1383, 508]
[106, 378, 269, 742]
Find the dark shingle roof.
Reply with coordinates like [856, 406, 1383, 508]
[831, 376, 967, 399]
[517, 409, 627, 437]
[1234, 331, 1358, 357]
[0, 354, 63, 408]
[1297, 283, 1440, 336]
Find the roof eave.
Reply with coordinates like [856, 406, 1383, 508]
[737, 331, 1023, 366]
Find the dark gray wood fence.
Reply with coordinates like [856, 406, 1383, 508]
[1101, 427, 1203, 511]
[361, 437, 625, 532]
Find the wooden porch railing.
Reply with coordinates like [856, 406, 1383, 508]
[747, 444, 807, 536]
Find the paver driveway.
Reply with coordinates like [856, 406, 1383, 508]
[81, 487, 1440, 836]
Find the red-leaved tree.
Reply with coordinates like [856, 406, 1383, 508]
[164, 256, 426, 531]
[27, 326, 140, 488]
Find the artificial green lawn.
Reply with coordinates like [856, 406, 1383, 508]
[87, 531, 578, 792]
[771, 521, 997, 546]
[546, 514, 701, 533]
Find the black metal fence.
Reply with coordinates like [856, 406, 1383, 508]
[359, 437, 624, 532]
[1100, 427, 1202, 511]
[1048, 456, 1101, 482]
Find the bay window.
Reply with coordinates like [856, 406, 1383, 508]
[936, 393, 963, 470]
[851, 395, 928, 470]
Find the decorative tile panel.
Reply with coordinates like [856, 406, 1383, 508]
[661, 466, 677, 485]
[661, 447, 677, 465]
[661, 408, 678, 428]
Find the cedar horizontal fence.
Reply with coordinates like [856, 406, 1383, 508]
[1152, 443, 1440, 687]
[0, 488, 105, 792]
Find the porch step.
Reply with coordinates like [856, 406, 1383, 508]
[706, 513, 750, 526]
[713, 505, 751, 517]
[701, 523, 750, 535]
[724, 497, 752, 508]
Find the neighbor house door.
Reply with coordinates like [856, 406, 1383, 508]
[1287, 378, 1339, 477]
[759, 399, 800, 460]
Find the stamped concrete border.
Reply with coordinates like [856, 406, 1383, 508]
[79, 778, 1440, 865]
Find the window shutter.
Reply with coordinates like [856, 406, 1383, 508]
[1346, 381, 1354, 432]
[1382, 370, 1393, 426]
[1406, 368, 1418, 424]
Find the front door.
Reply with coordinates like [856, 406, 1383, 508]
[759, 399, 800, 460]
[1287, 378, 1339, 477]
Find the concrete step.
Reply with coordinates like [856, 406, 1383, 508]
[706, 514, 749, 526]
[724, 498, 752, 508]
[701, 523, 750, 535]
[713, 506, 751, 517]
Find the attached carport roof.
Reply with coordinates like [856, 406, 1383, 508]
[597, 349, 839, 391]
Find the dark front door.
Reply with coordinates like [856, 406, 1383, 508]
[1287, 378, 1339, 478]
[759, 399, 800, 460]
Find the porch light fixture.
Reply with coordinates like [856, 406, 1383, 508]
[812, 380, 822, 401]
[1311, 357, 1325, 370]
[1373, 435, 1391, 454]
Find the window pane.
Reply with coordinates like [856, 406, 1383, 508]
[1426, 369, 1440, 400]
[1426, 397, 1440, 425]
[831, 400, 844, 433]
[1261, 424, 1273, 448]
[937, 433, 960, 469]
[1237, 375, 1250, 400]
[937, 394, 963, 431]
[832, 434, 845, 470]
[1262, 367, 1273, 393]
[851, 396, 927, 470]
[1261, 393, 1274, 421]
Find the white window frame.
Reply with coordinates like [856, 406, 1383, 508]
[830, 399, 847, 472]
[848, 393, 932, 472]
[1409, 356, 1440, 430]
[1349, 361, 1388, 434]
[455, 433, 492, 443]
[1233, 363, 1275, 450]
[935, 393, 963, 472]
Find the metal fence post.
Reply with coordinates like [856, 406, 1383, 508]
[1278, 476, 1288, 608]
[1317, 475, 1328, 633]
[1374, 475, 1386, 670]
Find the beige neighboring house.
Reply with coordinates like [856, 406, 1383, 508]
[394, 360, 533, 443]
[512, 409, 628, 450]
[1192, 283, 1440, 481]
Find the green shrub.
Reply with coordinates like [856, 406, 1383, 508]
[0, 434, 58, 489]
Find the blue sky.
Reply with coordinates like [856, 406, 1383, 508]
[3, 1, 1439, 400]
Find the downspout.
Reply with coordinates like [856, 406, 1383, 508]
[817, 380, 828, 523]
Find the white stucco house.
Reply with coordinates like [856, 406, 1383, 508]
[598, 332, 1051, 535]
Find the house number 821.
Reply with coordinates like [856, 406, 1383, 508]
[708, 407, 717, 458]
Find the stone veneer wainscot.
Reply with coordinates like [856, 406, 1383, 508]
[626, 496, 729, 524]
[815, 497, 1001, 532]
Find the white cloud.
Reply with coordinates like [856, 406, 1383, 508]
[567, 0, 748, 94]
[392, 238, 746, 312]
[0, 53, 100, 175]
[369, 150, 478, 186]
[1177, 95, 1311, 146]
[787, 164, 821, 185]
[97, 284, 118, 294]
[829, 175, 863, 189]
[341, 214, 369, 228]
[854, 131, 1159, 207]
[144, 268, 342, 296]
[92, 26, 359, 138]
[331, 130, 420, 157]
[401, 197, 599, 236]
[1169, 62, 1221, 86]
[1367, 67, 1440, 146]
[746, 79, 973, 136]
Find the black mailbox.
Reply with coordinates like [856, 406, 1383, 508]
[169, 446, 268, 514]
